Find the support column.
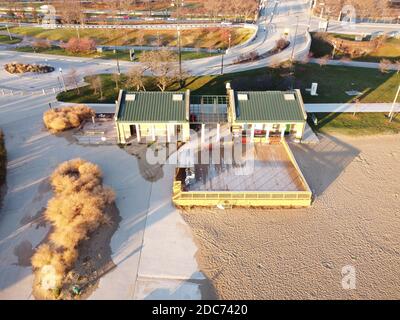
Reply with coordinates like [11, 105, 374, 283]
[201, 124, 206, 144]
[167, 124, 172, 143]
[151, 125, 156, 142]
[216, 123, 220, 143]
[250, 125, 255, 143]
[136, 124, 141, 143]
[281, 125, 285, 140]
[266, 125, 270, 144]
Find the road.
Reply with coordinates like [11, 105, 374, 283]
[0, 91, 208, 300]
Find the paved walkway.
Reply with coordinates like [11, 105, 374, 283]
[309, 58, 400, 71]
[0, 93, 204, 300]
[305, 103, 400, 113]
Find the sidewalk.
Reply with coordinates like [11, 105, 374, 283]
[305, 103, 400, 113]
[309, 58, 399, 71]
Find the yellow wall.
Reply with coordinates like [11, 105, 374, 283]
[231, 122, 305, 140]
[117, 122, 190, 144]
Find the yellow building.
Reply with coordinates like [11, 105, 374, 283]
[115, 90, 191, 144]
[227, 89, 307, 142]
[115, 88, 307, 144]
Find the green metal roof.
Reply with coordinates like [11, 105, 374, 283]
[234, 91, 306, 123]
[116, 91, 188, 123]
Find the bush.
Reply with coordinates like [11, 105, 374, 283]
[31, 159, 115, 299]
[43, 105, 95, 133]
[0, 129, 6, 187]
[62, 37, 97, 54]
[4, 62, 54, 74]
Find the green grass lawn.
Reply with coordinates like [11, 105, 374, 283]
[0, 129, 6, 187]
[0, 34, 22, 44]
[56, 63, 400, 104]
[312, 113, 400, 135]
[8, 26, 253, 49]
[310, 33, 400, 63]
[15, 45, 219, 62]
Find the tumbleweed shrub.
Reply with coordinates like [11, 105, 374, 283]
[31, 159, 115, 299]
[50, 158, 103, 194]
[43, 105, 95, 133]
[0, 129, 6, 187]
[4, 62, 55, 74]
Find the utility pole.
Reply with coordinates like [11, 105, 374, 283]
[59, 68, 66, 92]
[290, 16, 300, 90]
[389, 84, 400, 122]
[5, 24, 12, 40]
[172, 0, 185, 87]
[220, 52, 224, 75]
[177, 27, 183, 87]
[290, 16, 300, 62]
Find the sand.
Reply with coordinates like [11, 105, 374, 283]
[181, 133, 400, 300]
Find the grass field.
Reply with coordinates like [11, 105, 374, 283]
[0, 129, 6, 187]
[313, 113, 400, 135]
[310, 33, 400, 63]
[0, 34, 22, 44]
[8, 26, 253, 49]
[57, 64, 400, 105]
[15, 45, 219, 61]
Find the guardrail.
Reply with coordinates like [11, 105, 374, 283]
[0, 21, 257, 31]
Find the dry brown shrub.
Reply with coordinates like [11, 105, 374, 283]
[31, 158, 115, 299]
[43, 105, 95, 133]
[50, 158, 102, 194]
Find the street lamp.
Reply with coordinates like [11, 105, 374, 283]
[289, 16, 300, 90]
[59, 67, 66, 92]
[177, 26, 183, 87]
[171, 0, 185, 22]
[389, 84, 400, 122]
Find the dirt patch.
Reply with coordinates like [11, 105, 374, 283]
[60, 203, 121, 300]
[13, 240, 35, 267]
[20, 207, 47, 229]
[124, 142, 181, 182]
[180, 134, 400, 299]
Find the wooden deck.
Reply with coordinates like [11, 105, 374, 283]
[184, 143, 306, 192]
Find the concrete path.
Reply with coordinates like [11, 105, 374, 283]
[309, 58, 400, 71]
[302, 122, 319, 144]
[133, 165, 208, 300]
[305, 103, 400, 113]
[0, 93, 204, 300]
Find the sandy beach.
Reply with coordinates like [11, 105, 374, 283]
[181, 133, 400, 299]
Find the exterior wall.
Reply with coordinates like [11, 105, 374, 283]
[231, 122, 305, 140]
[116, 122, 190, 144]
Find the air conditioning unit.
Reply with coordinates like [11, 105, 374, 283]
[284, 94, 296, 101]
[238, 94, 248, 101]
[173, 94, 184, 101]
[125, 94, 136, 101]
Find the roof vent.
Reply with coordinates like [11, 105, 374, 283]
[173, 94, 183, 101]
[284, 94, 295, 101]
[238, 94, 248, 101]
[126, 94, 136, 101]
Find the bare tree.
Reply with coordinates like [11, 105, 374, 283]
[379, 58, 391, 74]
[92, 76, 104, 100]
[89, 76, 100, 95]
[139, 49, 181, 91]
[126, 66, 147, 91]
[66, 68, 80, 94]
[395, 60, 400, 74]
[112, 73, 120, 90]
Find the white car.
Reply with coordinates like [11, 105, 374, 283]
[387, 31, 400, 39]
